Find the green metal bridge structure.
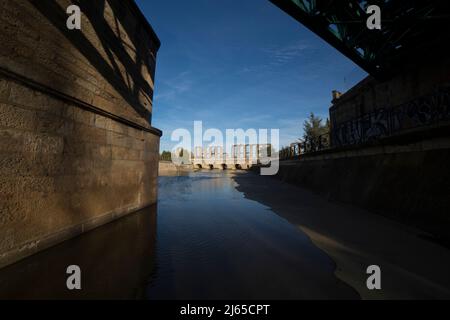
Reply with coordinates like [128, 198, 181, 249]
[270, 0, 450, 79]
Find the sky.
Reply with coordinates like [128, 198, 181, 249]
[135, 0, 367, 152]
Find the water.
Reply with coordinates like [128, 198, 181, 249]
[0, 204, 157, 299]
[147, 171, 357, 299]
[0, 170, 358, 299]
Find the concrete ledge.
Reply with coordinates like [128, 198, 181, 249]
[285, 136, 450, 163]
[0, 67, 162, 137]
[158, 161, 193, 176]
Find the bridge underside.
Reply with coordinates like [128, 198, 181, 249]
[270, 0, 450, 78]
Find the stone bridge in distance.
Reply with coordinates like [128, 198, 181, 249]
[188, 144, 273, 170]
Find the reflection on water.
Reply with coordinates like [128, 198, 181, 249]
[0, 171, 358, 299]
[148, 171, 358, 299]
[0, 205, 157, 299]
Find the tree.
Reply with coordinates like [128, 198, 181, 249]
[160, 150, 172, 161]
[302, 113, 330, 151]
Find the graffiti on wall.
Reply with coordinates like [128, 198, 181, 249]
[331, 87, 450, 147]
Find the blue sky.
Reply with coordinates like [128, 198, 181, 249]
[135, 0, 367, 151]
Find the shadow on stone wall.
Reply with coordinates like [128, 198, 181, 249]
[1, 0, 162, 268]
[30, 0, 157, 124]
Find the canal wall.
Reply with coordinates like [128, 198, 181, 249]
[329, 55, 450, 148]
[158, 161, 193, 176]
[0, 0, 161, 268]
[275, 131, 450, 241]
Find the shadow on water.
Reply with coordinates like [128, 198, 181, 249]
[232, 172, 450, 299]
[0, 205, 157, 300]
[0, 171, 363, 299]
[147, 171, 359, 299]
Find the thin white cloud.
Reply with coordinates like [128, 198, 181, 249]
[238, 40, 311, 75]
[155, 71, 193, 102]
[264, 41, 310, 66]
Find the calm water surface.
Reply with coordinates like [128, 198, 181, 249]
[0, 170, 357, 299]
[148, 171, 356, 299]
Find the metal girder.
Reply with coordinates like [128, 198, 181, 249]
[270, 0, 450, 78]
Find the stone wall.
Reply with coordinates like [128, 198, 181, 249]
[275, 134, 450, 244]
[0, 0, 161, 268]
[330, 55, 450, 147]
[159, 161, 194, 176]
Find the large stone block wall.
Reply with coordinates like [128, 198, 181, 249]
[0, 0, 161, 268]
[1, 0, 160, 128]
[330, 55, 450, 147]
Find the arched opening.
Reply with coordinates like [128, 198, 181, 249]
[235, 164, 241, 170]
[196, 164, 202, 169]
[221, 163, 227, 170]
[209, 164, 214, 170]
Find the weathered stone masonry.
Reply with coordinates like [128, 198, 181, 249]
[0, 0, 161, 268]
[329, 56, 450, 147]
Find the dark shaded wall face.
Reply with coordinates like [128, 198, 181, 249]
[1, 0, 159, 128]
[329, 56, 450, 148]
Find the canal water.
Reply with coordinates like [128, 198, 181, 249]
[149, 171, 357, 299]
[0, 170, 358, 299]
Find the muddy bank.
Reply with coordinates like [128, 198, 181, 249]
[234, 172, 450, 299]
